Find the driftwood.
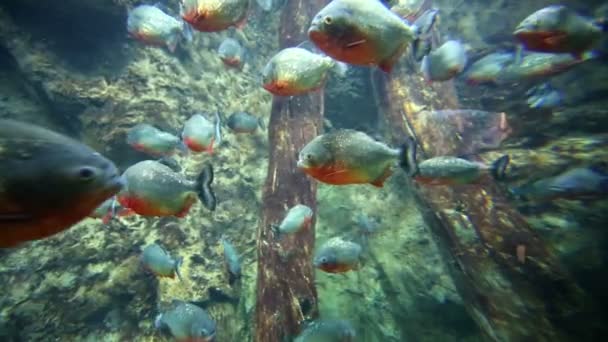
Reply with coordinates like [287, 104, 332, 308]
[374, 62, 598, 340]
[254, 1, 328, 341]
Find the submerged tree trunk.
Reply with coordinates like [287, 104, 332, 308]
[374, 62, 598, 340]
[254, 1, 328, 341]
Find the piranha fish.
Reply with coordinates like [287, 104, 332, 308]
[402, 137, 510, 186]
[141, 243, 183, 280]
[127, 5, 192, 52]
[127, 123, 186, 157]
[410, 8, 440, 61]
[181, 0, 250, 32]
[226, 111, 264, 134]
[464, 52, 514, 85]
[314, 236, 362, 274]
[526, 83, 563, 109]
[0, 119, 124, 247]
[511, 166, 608, 201]
[89, 196, 131, 224]
[297, 129, 408, 187]
[271, 204, 314, 239]
[220, 236, 241, 285]
[182, 113, 221, 154]
[420, 40, 467, 82]
[155, 300, 216, 342]
[308, 0, 418, 73]
[514, 5, 606, 57]
[261, 47, 347, 96]
[218, 38, 245, 68]
[294, 319, 356, 342]
[496, 51, 598, 83]
[117, 160, 216, 217]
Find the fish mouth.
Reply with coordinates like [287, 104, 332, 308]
[296, 159, 309, 169]
[107, 174, 126, 193]
[307, 23, 322, 41]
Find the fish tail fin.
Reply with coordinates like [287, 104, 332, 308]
[196, 163, 216, 211]
[399, 136, 419, 177]
[333, 60, 349, 76]
[176, 139, 190, 155]
[514, 44, 523, 64]
[154, 314, 164, 330]
[581, 50, 601, 61]
[258, 117, 266, 130]
[175, 256, 184, 281]
[270, 224, 282, 240]
[420, 55, 431, 81]
[491, 155, 510, 181]
[182, 21, 193, 43]
[596, 17, 608, 32]
[166, 34, 179, 53]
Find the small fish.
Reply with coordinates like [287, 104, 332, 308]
[526, 83, 563, 109]
[127, 5, 191, 52]
[308, 0, 418, 73]
[117, 160, 216, 217]
[220, 236, 241, 285]
[0, 119, 124, 247]
[181, 0, 249, 32]
[314, 237, 362, 273]
[294, 319, 356, 342]
[514, 5, 606, 57]
[89, 196, 131, 224]
[420, 40, 467, 82]
[464, 52, 514, 85]
[402, 137, 510, 185]
[127, 123, 186, 157]
[261, 47, 347, 96]
[155, 300, 216, 341]
[497, 51, 597, 83]
[141, 243, 183, 280]
[297, 129, 408, 187]
[272, 204, 314, 239]
[412, 8, 439, 37]
[218, 38, 245, 68]
[226, 111, 264, 134]
[511, 166, 608, 201]
[182, 114, 218, 154]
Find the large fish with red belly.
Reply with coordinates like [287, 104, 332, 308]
[297, 129, 408, 187]
[514, 5, 606, 57]
[308, 0, 419, 73]
[180, 0, 249, 32]
[0, 119, 124, 247]
[117, 160, 216, 217]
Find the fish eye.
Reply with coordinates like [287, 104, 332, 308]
[200, 328, 208, 336]
[323, 16, 332, 25]
[319, 256, 328, 264]
[306, 153, 313, 160]
[78, 167, 97, 181]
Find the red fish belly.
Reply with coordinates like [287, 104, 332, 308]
[304, 165, 370, 185]
[515, 31, 570, 53]
[1, 195, 113, 247]
[118, 195, 175, 217]
[221, 57, 241, 67]
[184, 136, 213, 154]
[319, 262, 356, 274]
